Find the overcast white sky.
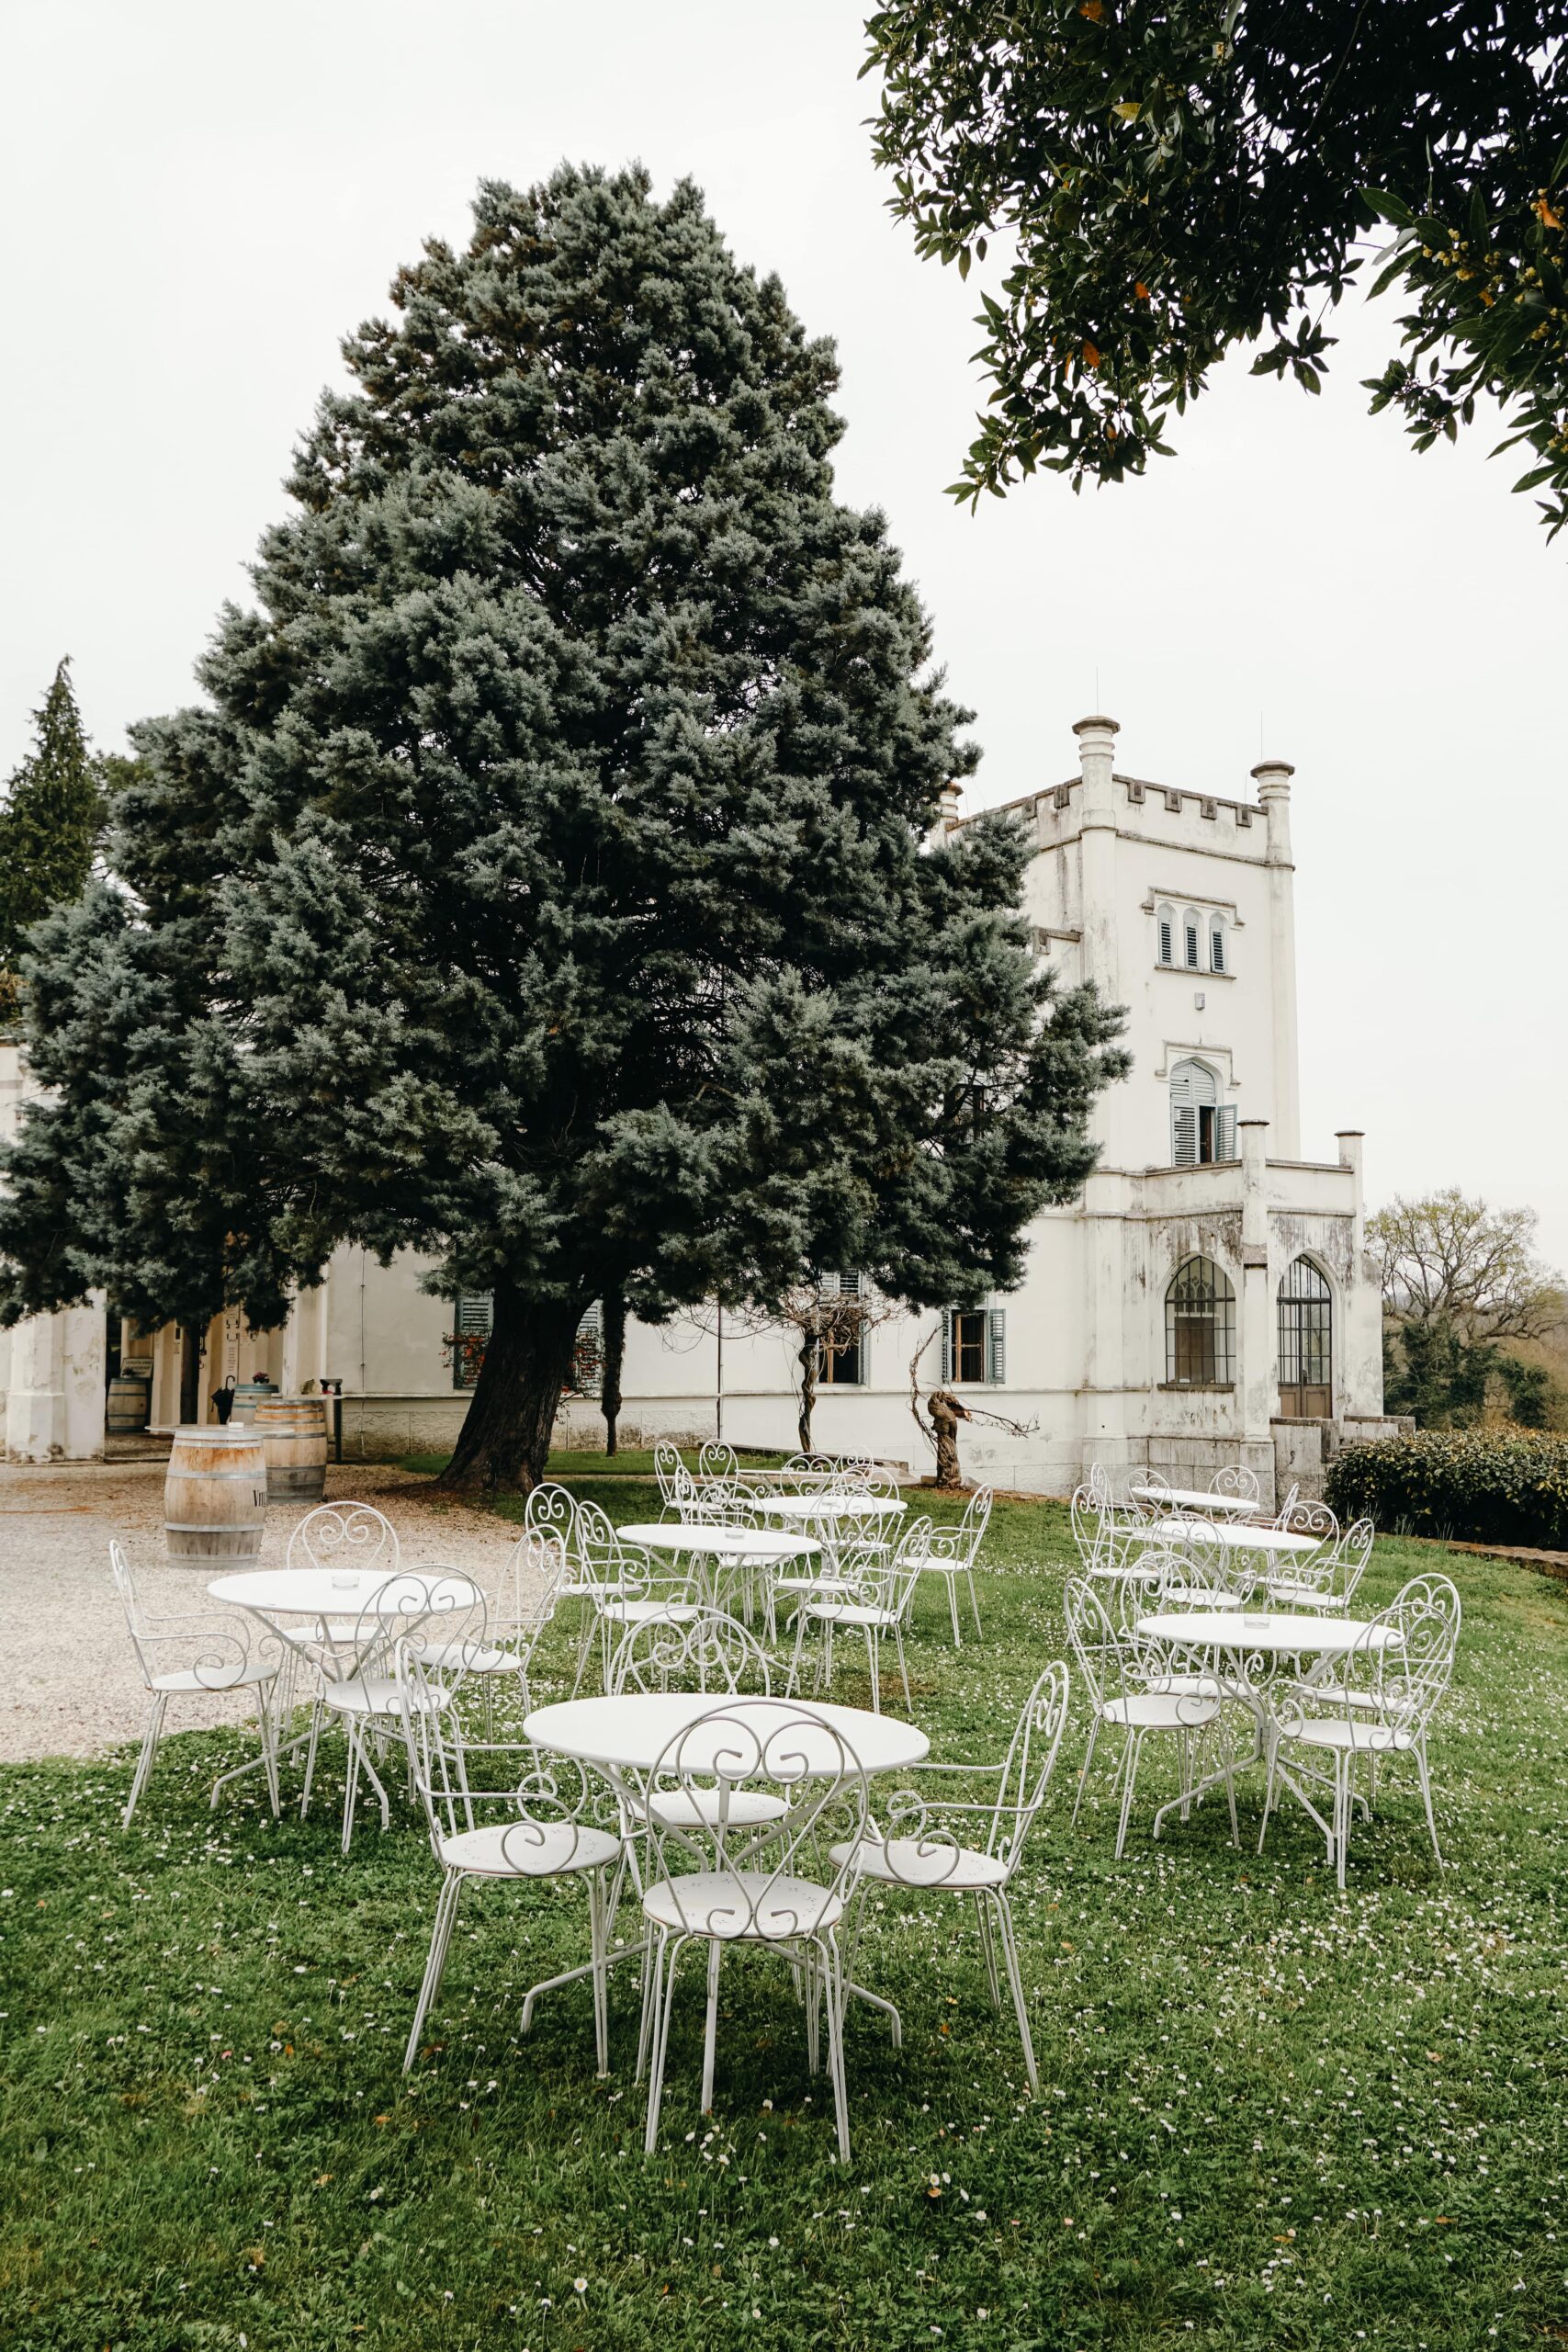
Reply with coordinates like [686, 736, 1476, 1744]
[3, 0, 1564, 1264]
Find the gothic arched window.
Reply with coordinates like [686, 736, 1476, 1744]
[1278, 1255, 1332, 1418]
[1166, 1256, 1236, 1385]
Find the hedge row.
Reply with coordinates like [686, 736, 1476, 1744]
[1325, 1429, 1568, 1550]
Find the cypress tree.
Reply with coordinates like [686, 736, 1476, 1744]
[0, 166, 1127, 1487]
[0, 660, 105, 1022]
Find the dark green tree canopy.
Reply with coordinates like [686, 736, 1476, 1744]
[0, 659, 107, 1021]
[865, 2, 1568, 534]
[0, 165, 1126, 1485]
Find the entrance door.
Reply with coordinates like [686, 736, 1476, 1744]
[1277, 1256, 1332, 1417]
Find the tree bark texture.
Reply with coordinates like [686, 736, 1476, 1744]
[600, 1289, 626, 1456]
[438, 1286, 584, 1493]
[797, 1327, 819, 1456]
[927, 1388, 970, 1490]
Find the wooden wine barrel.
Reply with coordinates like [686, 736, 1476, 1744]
[106, 1374, 150, 1435]
[164, 1426, 267, 1566]
[255, 1394, 328, 1505]
[230, 1376, 278, 1425]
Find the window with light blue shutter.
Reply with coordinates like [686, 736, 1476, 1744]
[1215, 1105, 1237, 1160]
[451, 1291, 493, 1391]
[987, 1308, 1007, 1384]
[940, 1312, 953, 1384]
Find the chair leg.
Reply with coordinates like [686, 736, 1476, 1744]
[644, 1931, 689, 2155]
[965, 1567, 982, 1638]
[124, 1692, 167, 1828]
[1114, 1730, 1143, 1860]
[1071, 1713, 1100, 1826]
[821, 1935, 852, 2167]
[993, 1891, 1038, 2094]
[589, 1871, 611, 2079]
[894, 1623, 911, 1709]
[976, 1891, 1001, 2007]
[1415, 1740, 1443, 1867]
[1257, 1727, 1280, 1857]
[299, 1699, 325, 1820]
[865, 1627, 881, 1714]
[700, 1940, 723, 2114]
[403, 1871, 464, 2073]
[1335, 1753, 1350, 1890]
[947, 1571, 962, 1649]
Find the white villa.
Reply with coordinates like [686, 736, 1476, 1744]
[0, 716, 1398, 1500]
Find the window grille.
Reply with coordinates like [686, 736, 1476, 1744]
[1184, 921, 1200, 968]
[1278, 1256, 1332, 1416]
[1211, 923, 1225, 973]
[1165, 1257, 1235, 1384]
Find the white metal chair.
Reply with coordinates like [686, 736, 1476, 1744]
[109, 1540, 282, 1827]
[396, 1638, 623, 2076]
[1278, 1497, 1338, 1544]
[637, 1698, 868, 2163]
[836, 1659, 1069, 2089]
[1261, 1573, 1461, 1888]
[1063, 1576, 1233, 1859]
[575, 1499, 701, 1693]
[653, 1440, 683, 1512]
[1266, 1516, 1374, 1611]
[302, 1571, 481, 1853]
[786, 1518, 932, 1713]
[919, 1485, 991, 1645]
[405, 1530, 569, 1722]
[698, 1441, 739, 1482]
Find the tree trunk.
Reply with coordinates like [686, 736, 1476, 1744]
[797, 1327, 818, 1456]
[928, 1389, 970, 1491]
[438, 1286, 582, 1494]
[601, 1289, 626, 1456]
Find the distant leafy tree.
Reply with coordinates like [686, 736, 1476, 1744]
[0, 166, 1127, 1491]
[0, 661, 107, 1022]
[864, 3, 1568, 536]
[1370, 1190, 1563, 1341]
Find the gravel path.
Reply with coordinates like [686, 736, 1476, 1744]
[0, 1460, 524, 1764]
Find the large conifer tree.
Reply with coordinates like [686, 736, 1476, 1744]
[0, 166, 1126, 1488]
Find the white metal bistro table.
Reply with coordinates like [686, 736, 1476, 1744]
[1134, 1608, 1403, 1853]
[1156, 1517, 1325, 1558]
[209, 1566, 482, 1796]
[749, 1492, 908, 1526]
[525, 1691, 930, 2038]
[1128, 1484, 1259, 1517]
[619, 1520, 817, 1611]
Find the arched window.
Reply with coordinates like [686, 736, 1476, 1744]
[1209, 916, 1226, 973]
[1183, 910, 1201, 968]
[1156, 902, 1175, 965]
[1169, 1057, 1235, 1165]
[1166, 1257, 1235, 1385]
[1278, 1256, 1332, 1417]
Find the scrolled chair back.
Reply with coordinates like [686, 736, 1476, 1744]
[1278, 1497, 1338, 1544]
[986, 1657, 1072, 1869]
[653, 1439, 683, 1506]
[286, 1501, 400, 1577]
[1068, 1481, 1111, 1570]
[319, 1567, 484, 1683]
[698, 1441, 739, 1482]
[1332, 1515, 1376, 1600]
[930, 1484, 993, 1566]
[1210, 1464, 1261, 1508]
[1365, 1572, 1461, 1734]
[644, 1697, 868, 1945]
[608, 1605, 773, 1697]
[523, 1481, 579, 1555]
[492, 1528, 571, 1638]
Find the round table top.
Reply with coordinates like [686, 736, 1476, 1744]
[1137, 1609, 1399, 1656]
[751, 1492, 907, 1522]
[620, 1521, 818, 1560]
[1129, 1484, 1258, 1516]
[208, 1566, 479, 1616]
[1158, 1517, 1325, 1556]
[525, 1691, 929, 1776]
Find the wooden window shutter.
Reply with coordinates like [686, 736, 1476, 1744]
[1215, 1105, 1237, 1160]
[1158, 917, 1172, 964]
[987, 1308, 1007, 1384]
[1172, 1103, 1197, 1165]
[1184, 921, 1200, 968]
[940, 1312, 953, 1384]
[455, 1291, 494, 1339]
[1211, 924, 1225, 973]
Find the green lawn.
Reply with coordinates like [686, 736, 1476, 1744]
[3, 1487, 1565, 2351]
